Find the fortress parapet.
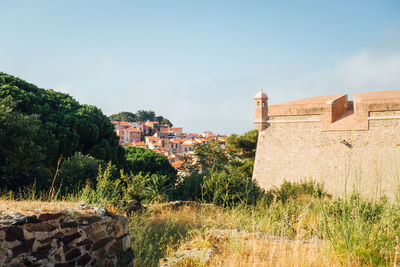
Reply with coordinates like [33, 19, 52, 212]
[253, 89, 400, 198]
[259, 90, 400, 132]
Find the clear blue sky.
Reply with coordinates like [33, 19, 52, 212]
[1, 0, 400, 134]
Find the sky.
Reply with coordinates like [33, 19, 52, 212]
[1, 1, 400, 134]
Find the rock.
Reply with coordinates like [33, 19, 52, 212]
[113, 221, 125, 238]
[60, 232, 81, 246]
[60, 220, 78, 229]
[5, 227, 24, 242]
[38, 213, 63, 222]
[32, 243, 52, 260]
[12, 215, 40, 225]
[92, 236, 114, 251]
[121, 235, 131, 251]
[0, 208, 133, 265]
[93, 231, 107, 242]
[90, 207, 108, 216]
[65, 248, 81, 261]
[12, 238, 34, 257]
[76, 204, 91, 210]
[24, 223, 57, 232]
[77, 253, 91, 266]
[119, 248, 134, 265]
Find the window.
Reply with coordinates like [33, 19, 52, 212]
[257, 101, 260, 107]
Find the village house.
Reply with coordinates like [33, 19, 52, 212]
[131, 141, 147, 148]
[111, 119, 225, 170]
[116, 127, 142, 146]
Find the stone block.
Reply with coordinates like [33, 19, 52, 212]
[122, 235, 131, 251]
[65, 247, 81, 261]
[12, 238, 34, 257]
[5, 227, 24, 242]
[25, 223, 57, 232]
[38, 213, 63, 222]
[61, 232, 81, 246]
[77, 253, 91, 266]
[92, 236, 114, 251]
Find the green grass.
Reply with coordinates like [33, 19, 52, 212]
[127, 185, 400, 266]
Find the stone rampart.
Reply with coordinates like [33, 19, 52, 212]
[0, 205, 133, 266]
[253, 90, 400, 198]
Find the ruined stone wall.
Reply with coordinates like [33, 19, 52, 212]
[253, 115, 400, 198]
[0, 206, 133, 266]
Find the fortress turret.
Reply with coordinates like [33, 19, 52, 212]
[254, 88, 268, 131]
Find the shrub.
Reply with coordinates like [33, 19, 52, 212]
[171, 173, 204, 201]
[320, 194, 395, 265]
[81, 163, 176, 208]
[80, 163, 122, 207]
[201, 166, 263, 207]
[120, 172, 172, 203]
[125, 146, 177, 177]
[57, 152, 113, 195]
[263, 180, 329, 205]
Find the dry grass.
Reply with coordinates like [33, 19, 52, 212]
[139, 202, 350, 267]
[196, 231, 343, 267]
[0, 200, 82, 215]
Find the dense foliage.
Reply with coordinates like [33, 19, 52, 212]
[56, 152, 111, 195]
[109, 110, 173, 126]
[172, 130, 263, 206]
[0, 72, 124, 190]
[0, 97, 48, 188]
[124, 146, 177, 178]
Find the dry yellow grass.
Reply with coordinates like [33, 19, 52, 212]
[145, 202, 351, 267]
[0, 200, 82, 215]
[208, 233, 343, 267]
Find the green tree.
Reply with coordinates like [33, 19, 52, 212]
[0, 72, 125, 169]
[124, 146, 177, 178]
[160, 117, 173, 127]
[226, 129, 258, 158]
[136, 110, 156, 122]
[109, 112, 137, 122]
[109, 110, 173, 126]
[193, 140, 233, 171]
[0, 97, 48, 189]
[225, 129, 258, 176]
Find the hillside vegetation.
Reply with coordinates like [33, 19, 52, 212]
[109, 110, 172, 126]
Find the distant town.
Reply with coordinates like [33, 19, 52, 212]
[111, 120, 226, 169]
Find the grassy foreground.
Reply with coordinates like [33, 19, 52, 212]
[129, 194, 400, 267]
[1, 181, 399, 266]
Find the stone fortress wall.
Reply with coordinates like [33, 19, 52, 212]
[253, 90, 400, 198]
[0, 205, 133, 266]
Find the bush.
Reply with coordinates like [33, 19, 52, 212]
[57, 152, 113, 195]
[171, 173, 204, 201]
[264, 180, 330, 205]
[125, 146, 177, 178]
[320, 194, 393, 265]
[201, 166, 263, 207]
[80, 163, 122, 207]
[81, 163, 176, 208]
[120, 172, 172, 203]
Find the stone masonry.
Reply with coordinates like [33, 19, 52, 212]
[0, 205, 133, 266]
[253, 90, 400, 198]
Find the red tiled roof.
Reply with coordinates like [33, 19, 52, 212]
[171, 160, 184, 169]
[132, 142, 146, 147]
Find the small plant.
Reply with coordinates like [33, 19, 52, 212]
[263, 179, 330, 205]
[320, 194, 396, 265]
